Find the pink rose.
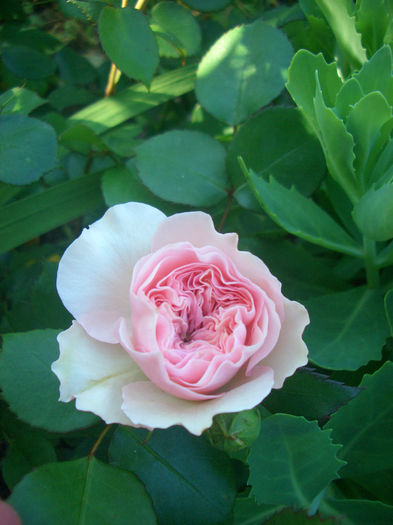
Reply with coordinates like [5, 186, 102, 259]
[52, 203, 309, 435]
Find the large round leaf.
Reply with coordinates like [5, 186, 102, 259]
[0, 115, 58, 185]
[99, 6, 159, 85]
[227, 107, 325, 194]
[9, 457, 157, 525]
[196, 18, 293, 125]
[135, 130, 228, 206]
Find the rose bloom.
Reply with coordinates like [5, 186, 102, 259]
[52, 202, 309, 435]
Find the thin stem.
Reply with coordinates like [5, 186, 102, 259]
[88, 425, 113, 460]
[218, 193, 234, 232]
[363, 237, 380, 288]
[104, 0, 150, 96]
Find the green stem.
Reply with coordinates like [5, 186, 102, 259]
[363, 237, 379, 288]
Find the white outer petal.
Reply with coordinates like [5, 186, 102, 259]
[260, 298, 309, 388]
[52, 322, 146, 425]
[121, 365, 274, 435]
[57, 202, 166, 343]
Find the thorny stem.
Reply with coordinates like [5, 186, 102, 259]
[104, 0, 150, 97]
[88, 425, 113, 460]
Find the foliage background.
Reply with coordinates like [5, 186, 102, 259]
[1, 0, 393, 523]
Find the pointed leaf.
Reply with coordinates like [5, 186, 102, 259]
[356, 0, 391, 56]
[354, 45, 393, 105]
[244, 169, 361, 256]
[248, 414, 345, 507]
[334, 78, 363, 121]
[99, 6, 159, 85]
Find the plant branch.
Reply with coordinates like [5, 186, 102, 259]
[88, 425, 113, 460]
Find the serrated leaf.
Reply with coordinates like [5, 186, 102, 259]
[150, 2, 201, 58]
[305, 287, 388, 370]
[265, 507, 338, 524]
[262, 368, 360, 423]
[286, 50, 343, 133]
[325, 361, 393, 478]
[353, 45, 393, 105]
[355, 0, 391, 56]
[9, 457, 157, 525]
[315, 0, 367, 68]
[109, 426, 236, 525]
[227, 107, 325, 196]
[60, 124, 108, 155]
[233, 498, 282, 525]
[135, 130, 228, 206]
[346, 91, 392, 183]
[0, 115, 57, 185]
[243, 168, 361, 256]
[334, 78, 363, 121]
[99, 6, 159, 85]
[0, 330, 98, 432]
[352, 182, 393, 241]
[248, 414, 345, 507]
[196, 18, 293, 125]
[313, 75, 358, 200]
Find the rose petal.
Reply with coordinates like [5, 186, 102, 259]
[57, 202, 166, 343]
[260, 298, 309, 388]
[52, 322, 146, 425]
[121, 365, 274, 435]
[152, 211, 284, 320]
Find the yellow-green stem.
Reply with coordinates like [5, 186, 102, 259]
[88, 425, 113, 459]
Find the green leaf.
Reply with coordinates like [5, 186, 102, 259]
[320, 498, 393, 525]
[243, 168, 361, 256]
[99, 6, 159, 85]
[315, 0, 367, 68]
[304, 287, 388, 370]
[135, 130, 228, 206]
[227, 107, 325, 195]
[101, 123, 142, 157]
[70, 64, 196, 134]
[354, 45, 393, 105]
[9, 457, 157, 525]
[0, 172, 104, 253]
[54, 46, 97, 86]
[346, 91, 392, 183]
[313, 75, 358, 200]
[352, 182, 393, 241]
[109, 426, 236, 525]
[233, 498, 281, 525]
[102, 164, 182, 215]
[286, 50, 343, 133]
[0, 115, 57, 185]
[150, 2, 201, 58]
[355, 0, 391, 56]
[181, 0, 230, 11]
[48, 86, 97, 111]
[248, 414, 344, 507]
[265, 508, 337, 524]
[0, 330, 98, 432]
[385, 288, 393, 336]
[0, 87, 45, 116]
[2, 45, 56, 79]
[334, 78, 363, 120]
[239, 236, 348, 301]
[196, 18, 293, 125]
[2, 429, 56, 490]
[262, 368, 360, 423]
[60, 125, 108, 155]
[325, 362, 393, 479]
